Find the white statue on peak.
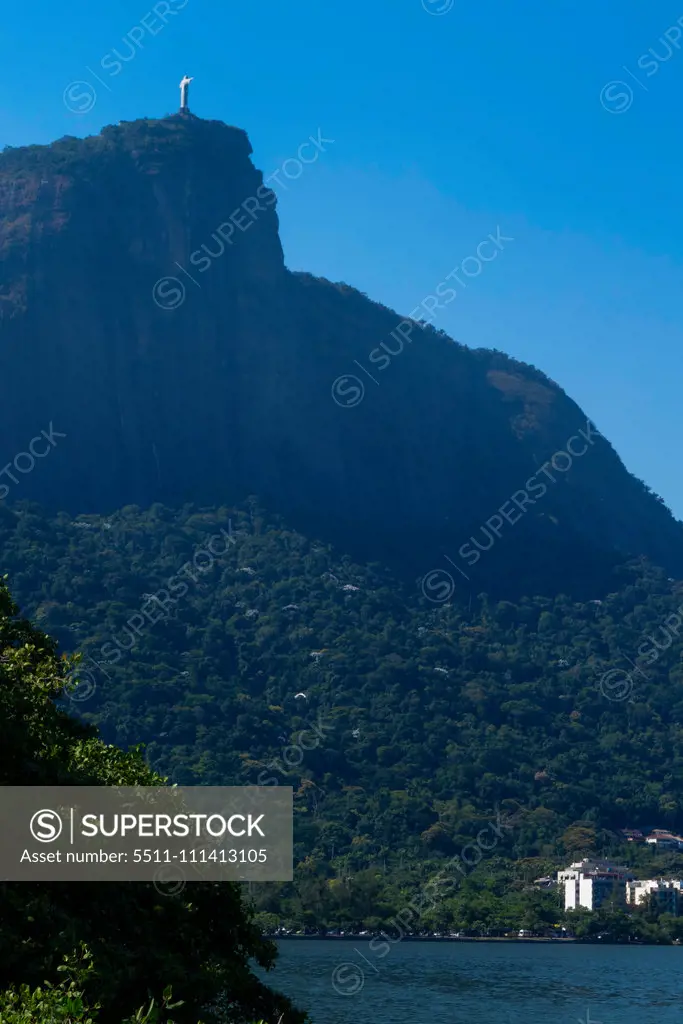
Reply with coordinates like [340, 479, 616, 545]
[179, 75, 193, 111]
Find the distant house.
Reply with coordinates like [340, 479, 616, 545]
[620, 828, 644, 842]
[645, 832, 683, 851]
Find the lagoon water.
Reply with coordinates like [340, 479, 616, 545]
[259, 939, 683, 1024]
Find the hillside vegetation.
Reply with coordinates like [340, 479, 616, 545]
[3, 499, 683, 932]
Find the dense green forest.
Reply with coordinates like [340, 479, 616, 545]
[3, 498, 683, 937]
[0, 573, 303, 1023]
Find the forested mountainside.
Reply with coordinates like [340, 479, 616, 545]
[3, 498, 683, 929]
[1, 116, 682, 599]
[3, 115, 683, 944]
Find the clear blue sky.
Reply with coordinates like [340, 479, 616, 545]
[3, 0, 683, 518]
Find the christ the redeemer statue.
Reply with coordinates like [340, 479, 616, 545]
[179, 75, 193, 112]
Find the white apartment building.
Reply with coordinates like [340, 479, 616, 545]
[559, 859, 683, 915]
[626, 879, 683, 913]
[558, 859, 634, 912]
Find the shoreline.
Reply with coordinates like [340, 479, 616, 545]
[269, 934, 578, 943]
[269, 935, 683, 945]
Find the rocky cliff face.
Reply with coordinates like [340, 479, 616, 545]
[1, 115, 681, 597]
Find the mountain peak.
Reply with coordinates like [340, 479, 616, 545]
[0, 113, 252, 163]
[0, 114, 285, 322]
[1, 119, 682, 599]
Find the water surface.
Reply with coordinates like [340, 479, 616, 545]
[258, 939, 682, 1023]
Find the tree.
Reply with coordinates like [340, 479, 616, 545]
[560, 824, 596, 858]
[0, 578, 304, 1024]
